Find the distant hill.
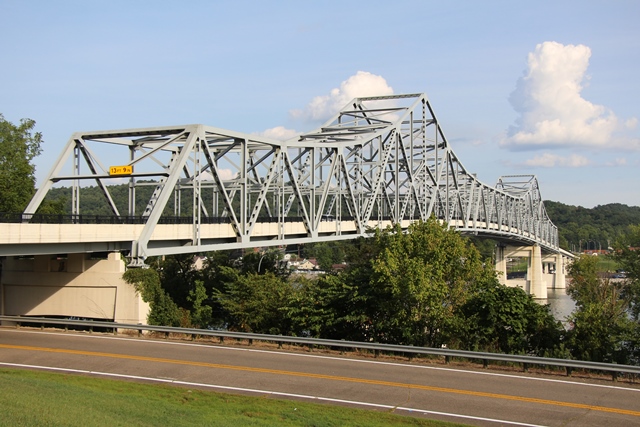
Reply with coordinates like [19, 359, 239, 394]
[544, 201, 640, 251]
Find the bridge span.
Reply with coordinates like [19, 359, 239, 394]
[0, 93, 571, 321]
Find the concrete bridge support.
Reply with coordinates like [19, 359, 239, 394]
[494, 245, 569, 298]
[0, 252, 149, 324]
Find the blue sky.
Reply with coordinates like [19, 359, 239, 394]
[1, 0, 639, 208]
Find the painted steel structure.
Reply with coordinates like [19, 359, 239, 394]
[22, 93, 558, 264]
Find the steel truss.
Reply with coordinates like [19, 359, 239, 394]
[24, 93, 558, 263]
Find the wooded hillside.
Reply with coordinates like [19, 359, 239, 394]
[544, 201, 640, 251]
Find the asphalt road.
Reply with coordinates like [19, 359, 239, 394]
[1, 328, 639, 426]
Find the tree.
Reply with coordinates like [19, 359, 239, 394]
[287, 272, 370, 340]
[239, 249, 289, 277]
[217, 271, 298, 335]
[364, 219, 499, 347]
[187, 280, 213, 329]
[122, 267, 181, 327]
[0, 114, 43, 213]
[460, 281, 563, 356]
[612, 225, 640, 363]
[565, 255, 633, 363]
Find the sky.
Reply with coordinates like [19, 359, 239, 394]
[1, 1, 639, 208]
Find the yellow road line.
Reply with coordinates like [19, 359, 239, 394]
[1, 343, 638, 417]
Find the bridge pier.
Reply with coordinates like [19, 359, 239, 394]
[495, 245, 570, 298]
[494, 245, 508, 286]
[1, 252, 149, 324]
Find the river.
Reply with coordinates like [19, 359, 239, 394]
[541, 288, 575, 327]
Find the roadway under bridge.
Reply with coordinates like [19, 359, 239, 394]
[0, 93, 572, 321]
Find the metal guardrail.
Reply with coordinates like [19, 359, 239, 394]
[2, 315, 639, 381]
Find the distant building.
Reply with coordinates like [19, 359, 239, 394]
[297, 258, 319, 270]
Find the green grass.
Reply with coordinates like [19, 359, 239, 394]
[595, 256, 619, 273]
[0, 369, 467, 427]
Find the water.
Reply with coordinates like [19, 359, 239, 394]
[541, 288, 575, 327]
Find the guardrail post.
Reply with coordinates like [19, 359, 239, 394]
[612, 371, 618, 382]
[249, 339, 253, 346]
[113, 327, 117, 336]
[277, 341, 283, 349]
[522, 363, 529, 373]
[219, 336, 224, 344]
[566, 367, 572, 377]
[138, 329, 142, 337]
[374, 349, 379, 358]
[445, 355, 450, 364]
[483, 359, 488, 369]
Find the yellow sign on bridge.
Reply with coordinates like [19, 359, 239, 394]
[109, 165, 133, 176]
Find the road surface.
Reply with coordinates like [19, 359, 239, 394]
[1, 328, 639, 426]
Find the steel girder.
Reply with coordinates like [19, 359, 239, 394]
[23, 93, 558, 262]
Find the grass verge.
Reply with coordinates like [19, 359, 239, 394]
[0, 368, 467, 427]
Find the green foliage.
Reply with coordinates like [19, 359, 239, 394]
[545, 201, 640, 251]
[460, 282, 563, 356]
[239, 248, 289, 277]
[157, 254, 203, 309]
[187, 280, 213, 329]
[284, 219, 563, 356]
[123, 267, 181, 327]
[122, 267, 161, 302]
[566, 255, 602, 307]
[613, 225, 640, 297]
[303, 241, 346, 270]
[467, 236, 498, 261]
[0, 114, 43, 213]
[287, 273, 370, 340]
[35, 197, 67, 215]
[132, 218, 563, 357]
[217, 271, 298, 335]
[367, 219, 493, 347]
[565, 255, 634, 363]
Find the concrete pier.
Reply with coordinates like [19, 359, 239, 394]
[1, 252, 149, 324]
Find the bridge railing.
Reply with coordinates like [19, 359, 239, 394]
[0, 213, 325, 225]
[0, 212, 367, 225]
[2, 315, 637, 381]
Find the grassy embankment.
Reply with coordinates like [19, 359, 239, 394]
[0, 368, 467, 427]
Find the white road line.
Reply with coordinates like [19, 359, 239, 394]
[3, 328, 639, 393]
[0, 361, 547, 427]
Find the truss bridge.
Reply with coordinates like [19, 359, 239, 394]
[1, 93, 570, 306]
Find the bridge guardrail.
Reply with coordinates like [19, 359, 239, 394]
[1, 315, 638, 381]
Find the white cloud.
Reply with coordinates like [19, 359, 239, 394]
[501, 41, 639, 151]
[256, 126, 300, 141]
[605, 157, 627, 167]
[290, 71, 394, 122]
[198, 169, 235, 181]
[522, 153, 591, 168]
[217, 168, 235, 181]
